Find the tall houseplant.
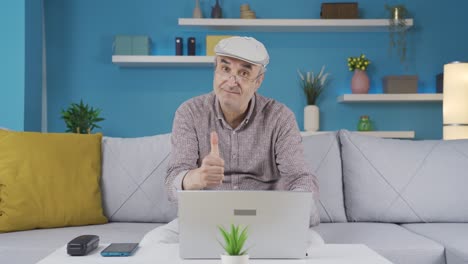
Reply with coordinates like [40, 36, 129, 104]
[298, 66, 330, 132]
[385, 4, 409, 63]
[218, 224, 249, 264]
[61, 100, 105, 134]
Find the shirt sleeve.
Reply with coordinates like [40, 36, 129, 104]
[165, 103, 200, 203]
[274, 109, 321, 226]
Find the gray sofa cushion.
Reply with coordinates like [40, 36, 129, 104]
[0, 222, 161, 264]
[340, 130, 468, 223]
[101, 134, 177, 222]
[313, 222, 446, 264]
[403, 224, 468, 264]
[302, 132, 347, 222]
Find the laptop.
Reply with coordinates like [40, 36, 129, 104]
[178, 190, 312, 259]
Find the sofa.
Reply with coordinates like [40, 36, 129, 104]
[1, 130, 467, 264]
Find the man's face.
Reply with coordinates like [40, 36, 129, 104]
[213, 56, 265, 114]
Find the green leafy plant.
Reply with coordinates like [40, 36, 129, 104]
[347, 54, 371, 71]
[385, 4, 409, 63]
[61, 100, 105, 134]
[297, 66, 330, 105]
[218, 224, 249, 256]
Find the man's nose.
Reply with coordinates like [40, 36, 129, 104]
[226, 74, 239, 85]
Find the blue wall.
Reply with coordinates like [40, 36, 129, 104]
[0, 0, 42, 131]
[0, 1, 25, 130]
[44, 0, 468, 139]
[24, 0, 43, 131]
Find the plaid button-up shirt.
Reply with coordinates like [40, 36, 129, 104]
[166, 92, 319, 225]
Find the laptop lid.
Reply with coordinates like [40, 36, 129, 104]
[178, 190, 312, 259]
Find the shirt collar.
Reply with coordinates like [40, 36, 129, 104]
[215, 93, 256, 124]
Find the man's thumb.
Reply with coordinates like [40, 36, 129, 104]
[210, 131, 219, 156]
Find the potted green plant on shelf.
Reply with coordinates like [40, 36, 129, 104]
[218, 224, 249, 264]
[385, 4, 409, 63]
[61, 100, 105, 134]
[347, 54, 371, 94]
[297, 66, 330, 132]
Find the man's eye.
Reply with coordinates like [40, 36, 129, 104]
[239, 71, 250, 77]
[221, 66, 230, 72]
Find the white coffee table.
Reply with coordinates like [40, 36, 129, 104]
[37, 243, 392, 264]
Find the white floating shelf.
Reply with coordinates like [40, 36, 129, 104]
[112, 55, 215, 67]
[178, 18, 413, 32]
[337, 94, 443, 103]
[301, 131, 415, 139]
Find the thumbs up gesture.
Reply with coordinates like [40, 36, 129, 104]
[210, 131, 220, 156]
[182, 131, 225, 190]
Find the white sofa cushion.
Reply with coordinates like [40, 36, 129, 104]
[403, 223, 468, 264]
[302, 132, 347, 222]
[340, 130, 468, 222]
[314, 223, 446, 264]
[0, 222, 161, 264]
[101, 134, 177, 222]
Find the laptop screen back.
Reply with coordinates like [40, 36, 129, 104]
[178, 190, 312, 259]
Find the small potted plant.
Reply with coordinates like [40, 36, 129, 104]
[385, 4, 409, 63]
[61, 100, 105, 134]
[297, 66, 330, 132]
[218, 224, 249, 264]
[347, 54, 371, 94]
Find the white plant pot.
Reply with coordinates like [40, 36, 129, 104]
[304, 105, 319, 132]
[221, 254, 249, 264]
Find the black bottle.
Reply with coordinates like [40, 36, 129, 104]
[175, 37, 183, 55]
[188, 37, 196, 56]
[211, 0, 222, 18]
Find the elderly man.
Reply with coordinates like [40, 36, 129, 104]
[165, 36, 319, 226]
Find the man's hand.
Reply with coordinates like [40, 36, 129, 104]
[183, 131, 225, 190]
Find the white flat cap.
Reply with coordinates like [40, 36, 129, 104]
[214, 36, 269, 67]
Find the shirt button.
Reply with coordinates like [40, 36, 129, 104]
[232, 154, 236, 158]
[232, 131, 236, 135]
[233, 185, 239, 190]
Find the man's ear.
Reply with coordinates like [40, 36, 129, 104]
[255, 73, 265, 90]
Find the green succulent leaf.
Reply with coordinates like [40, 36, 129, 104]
[218, 224, 249, 256]
[60, 99, 105, 134]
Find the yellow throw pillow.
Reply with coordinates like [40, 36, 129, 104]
[0, 131, 107, 233]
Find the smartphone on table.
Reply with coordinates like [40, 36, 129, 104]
[100, 243, 139, 257]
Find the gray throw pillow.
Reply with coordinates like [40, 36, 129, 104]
[340, 129, 468, 223]
[101, 134, 177, 223]
[302, 132, 347, 223]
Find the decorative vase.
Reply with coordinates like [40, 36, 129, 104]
[357, 115, 373, 131]
[304, 105, 319, 132]
[193, 0, 203, 18]
[211, 0, 222, 18]
[221, 254, 249, 264]
[351, 69, 370, 94]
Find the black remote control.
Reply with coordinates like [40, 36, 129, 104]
[67, 235, 99, 256]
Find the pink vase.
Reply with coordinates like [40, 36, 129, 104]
[351, 69, 370, 94]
